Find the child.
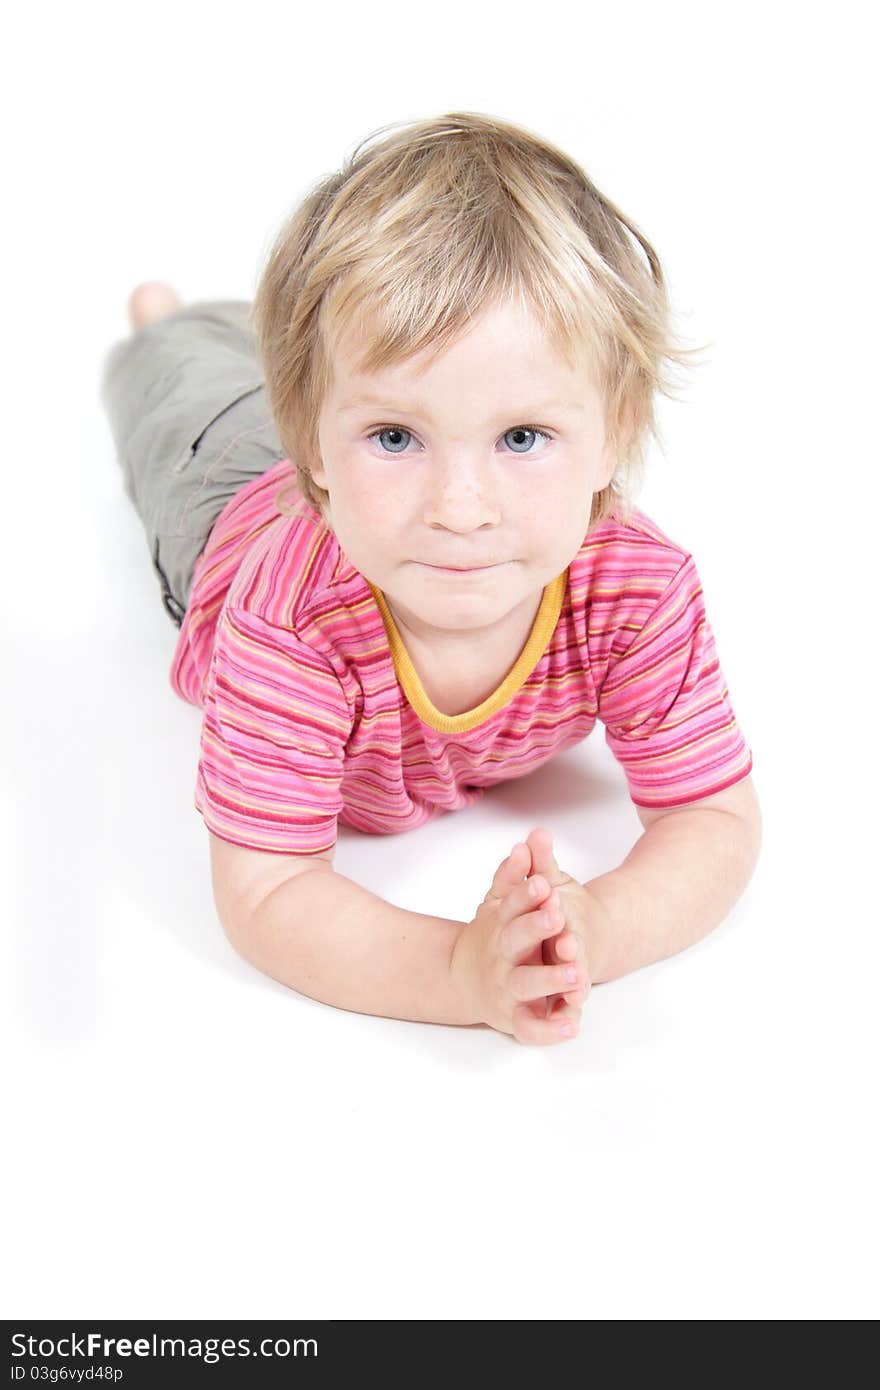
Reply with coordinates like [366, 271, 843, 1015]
[99, 112, 761, 1047]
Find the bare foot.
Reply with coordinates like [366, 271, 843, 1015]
[127, 281, 183, 331]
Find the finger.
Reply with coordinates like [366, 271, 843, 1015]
[498, 887, 563, 960]
[523, 825, 552, 877]
[506, 841, 529, 881]
[510, 960, 587, 1004]
[486, 842, 529, 900]
[549, 973, 591, 1009]
[551, 929, 580, 962]
[511, 999, 581, 1046]
[544, 931, 590, 1009]
[565, 931, 592, 1007]
[539, 931, 563, 1012]
[524, 826, 565, 887]
[545, 995, 584, 1027]
[562, 984, 590, 1007]
[496, 874, 552, 927]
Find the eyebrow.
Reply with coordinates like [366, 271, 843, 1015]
[337, 395, 583, 418]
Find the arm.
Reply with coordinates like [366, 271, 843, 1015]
[581, 793, 763, 984]
[227, 866, 479, 1027]
[586, 544, 760, 984]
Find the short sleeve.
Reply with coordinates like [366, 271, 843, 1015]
[598, 555, 753, 809]
[194, 604, 352, 854]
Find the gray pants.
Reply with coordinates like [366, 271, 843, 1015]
[98, 300, 285, 626]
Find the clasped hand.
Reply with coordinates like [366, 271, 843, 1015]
[450, 826, 599, 1046]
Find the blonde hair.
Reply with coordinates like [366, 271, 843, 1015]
[251, 111, 709, 532]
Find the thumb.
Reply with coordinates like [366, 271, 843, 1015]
[524, 826, 567, 888]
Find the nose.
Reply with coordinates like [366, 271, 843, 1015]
[423, 454, 501, 531]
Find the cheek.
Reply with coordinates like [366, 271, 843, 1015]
[344, 470, 392, 520]
[526, 474, 594, 551]
[328, 460, 400, 536]
[528, 467, 592, 521]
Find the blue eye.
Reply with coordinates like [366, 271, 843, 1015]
[367, 425, 553, 454]
[371, 426, 412, 453]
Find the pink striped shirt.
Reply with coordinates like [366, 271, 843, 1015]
[170, 459, 753, 854]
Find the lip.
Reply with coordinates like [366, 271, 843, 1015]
[421, 563, 500, 574]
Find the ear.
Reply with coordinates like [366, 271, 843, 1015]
[598, 445, 616, 490]
[309, 449, 329, 492]
[596, 433, 618, 491]
[309, 418, 330, 492]
[598, 405, 635, 490]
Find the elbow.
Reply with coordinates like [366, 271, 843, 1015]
[218, 906, 253, 960]
[732, 800, 763, 884]
[215, 898, 262, 969]
[744, 782, 763, 861]
[717, 776, 763, 876]
[214, 864, 335, 973]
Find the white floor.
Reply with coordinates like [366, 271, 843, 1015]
[4, 3, 877, 1320]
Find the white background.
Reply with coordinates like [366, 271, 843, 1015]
[3, 0, 877, 1320]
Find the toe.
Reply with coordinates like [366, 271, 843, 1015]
[127, 281, 182, 330]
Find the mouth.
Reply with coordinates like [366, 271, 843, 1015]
[421, 563, 501, 575]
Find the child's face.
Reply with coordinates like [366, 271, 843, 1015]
[314, 297, 617, 648]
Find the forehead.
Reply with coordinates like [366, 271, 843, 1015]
[328, 299, 599, 409]
[336, 388, 589, 424]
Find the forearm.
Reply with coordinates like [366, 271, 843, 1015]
[231, 868, 479, 1027]
[583, 810, 762, 984]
